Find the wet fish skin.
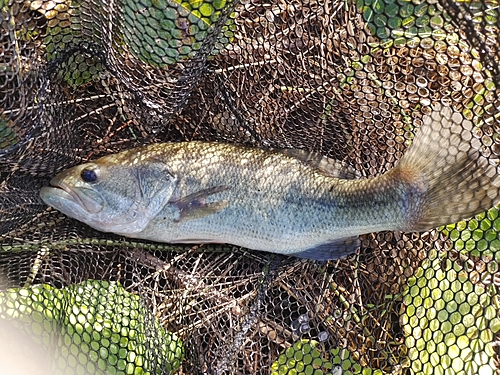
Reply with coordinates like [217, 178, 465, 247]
[40, 107, 500, 260]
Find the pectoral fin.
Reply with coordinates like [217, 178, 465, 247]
[170, 186, 229, 222]
[292, 236, 360, 261]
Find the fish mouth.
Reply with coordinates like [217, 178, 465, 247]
[52, 180, 87, 208]
[40, 178, 103, 215]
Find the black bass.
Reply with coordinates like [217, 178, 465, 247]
[40, 107, 500, 260]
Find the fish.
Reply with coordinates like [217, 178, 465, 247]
[40, 106, 500, 260]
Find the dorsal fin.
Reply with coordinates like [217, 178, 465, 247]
[281, 149, 361, 179]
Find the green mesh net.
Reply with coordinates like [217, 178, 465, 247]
[0, 279, 183, 375]
[1, 0, 500, 373]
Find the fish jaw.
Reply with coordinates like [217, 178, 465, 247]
[40, 183, 153, 234]
[40, 184, 104, 223]
[40, 169, 106, 220]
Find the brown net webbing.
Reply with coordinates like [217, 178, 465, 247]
[1, 0, 500, 373]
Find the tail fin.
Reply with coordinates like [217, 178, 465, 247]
[395, 105, 500, 231]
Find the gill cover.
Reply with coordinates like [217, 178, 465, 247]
[124, 161, 179, 233]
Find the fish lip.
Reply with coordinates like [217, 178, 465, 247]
[49, 179, 85, 208]
[48, 179, 101, 214]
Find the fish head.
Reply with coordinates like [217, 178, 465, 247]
[40, 154, 177, 234]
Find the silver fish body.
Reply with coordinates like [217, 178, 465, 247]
[40, 107, 500, 260]
[110, 142, 405, 256]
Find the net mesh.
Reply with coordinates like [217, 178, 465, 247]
[1, 0, 500, 373]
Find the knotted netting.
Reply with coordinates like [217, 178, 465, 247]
[1, 0, 500, 373]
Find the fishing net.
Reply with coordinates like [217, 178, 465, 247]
[1, 0, 500, 373]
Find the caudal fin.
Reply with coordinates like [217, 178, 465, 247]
[395, 105, 500, 231]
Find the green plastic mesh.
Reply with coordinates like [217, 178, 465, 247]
[0, 279, 183, 375]
[1, 0, 500, 373]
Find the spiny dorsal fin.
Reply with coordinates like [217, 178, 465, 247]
[281, 149, 361, 179]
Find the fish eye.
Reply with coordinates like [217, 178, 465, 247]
[80, 167, 99, 183]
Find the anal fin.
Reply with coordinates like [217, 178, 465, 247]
[292, 237, 360, 261]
